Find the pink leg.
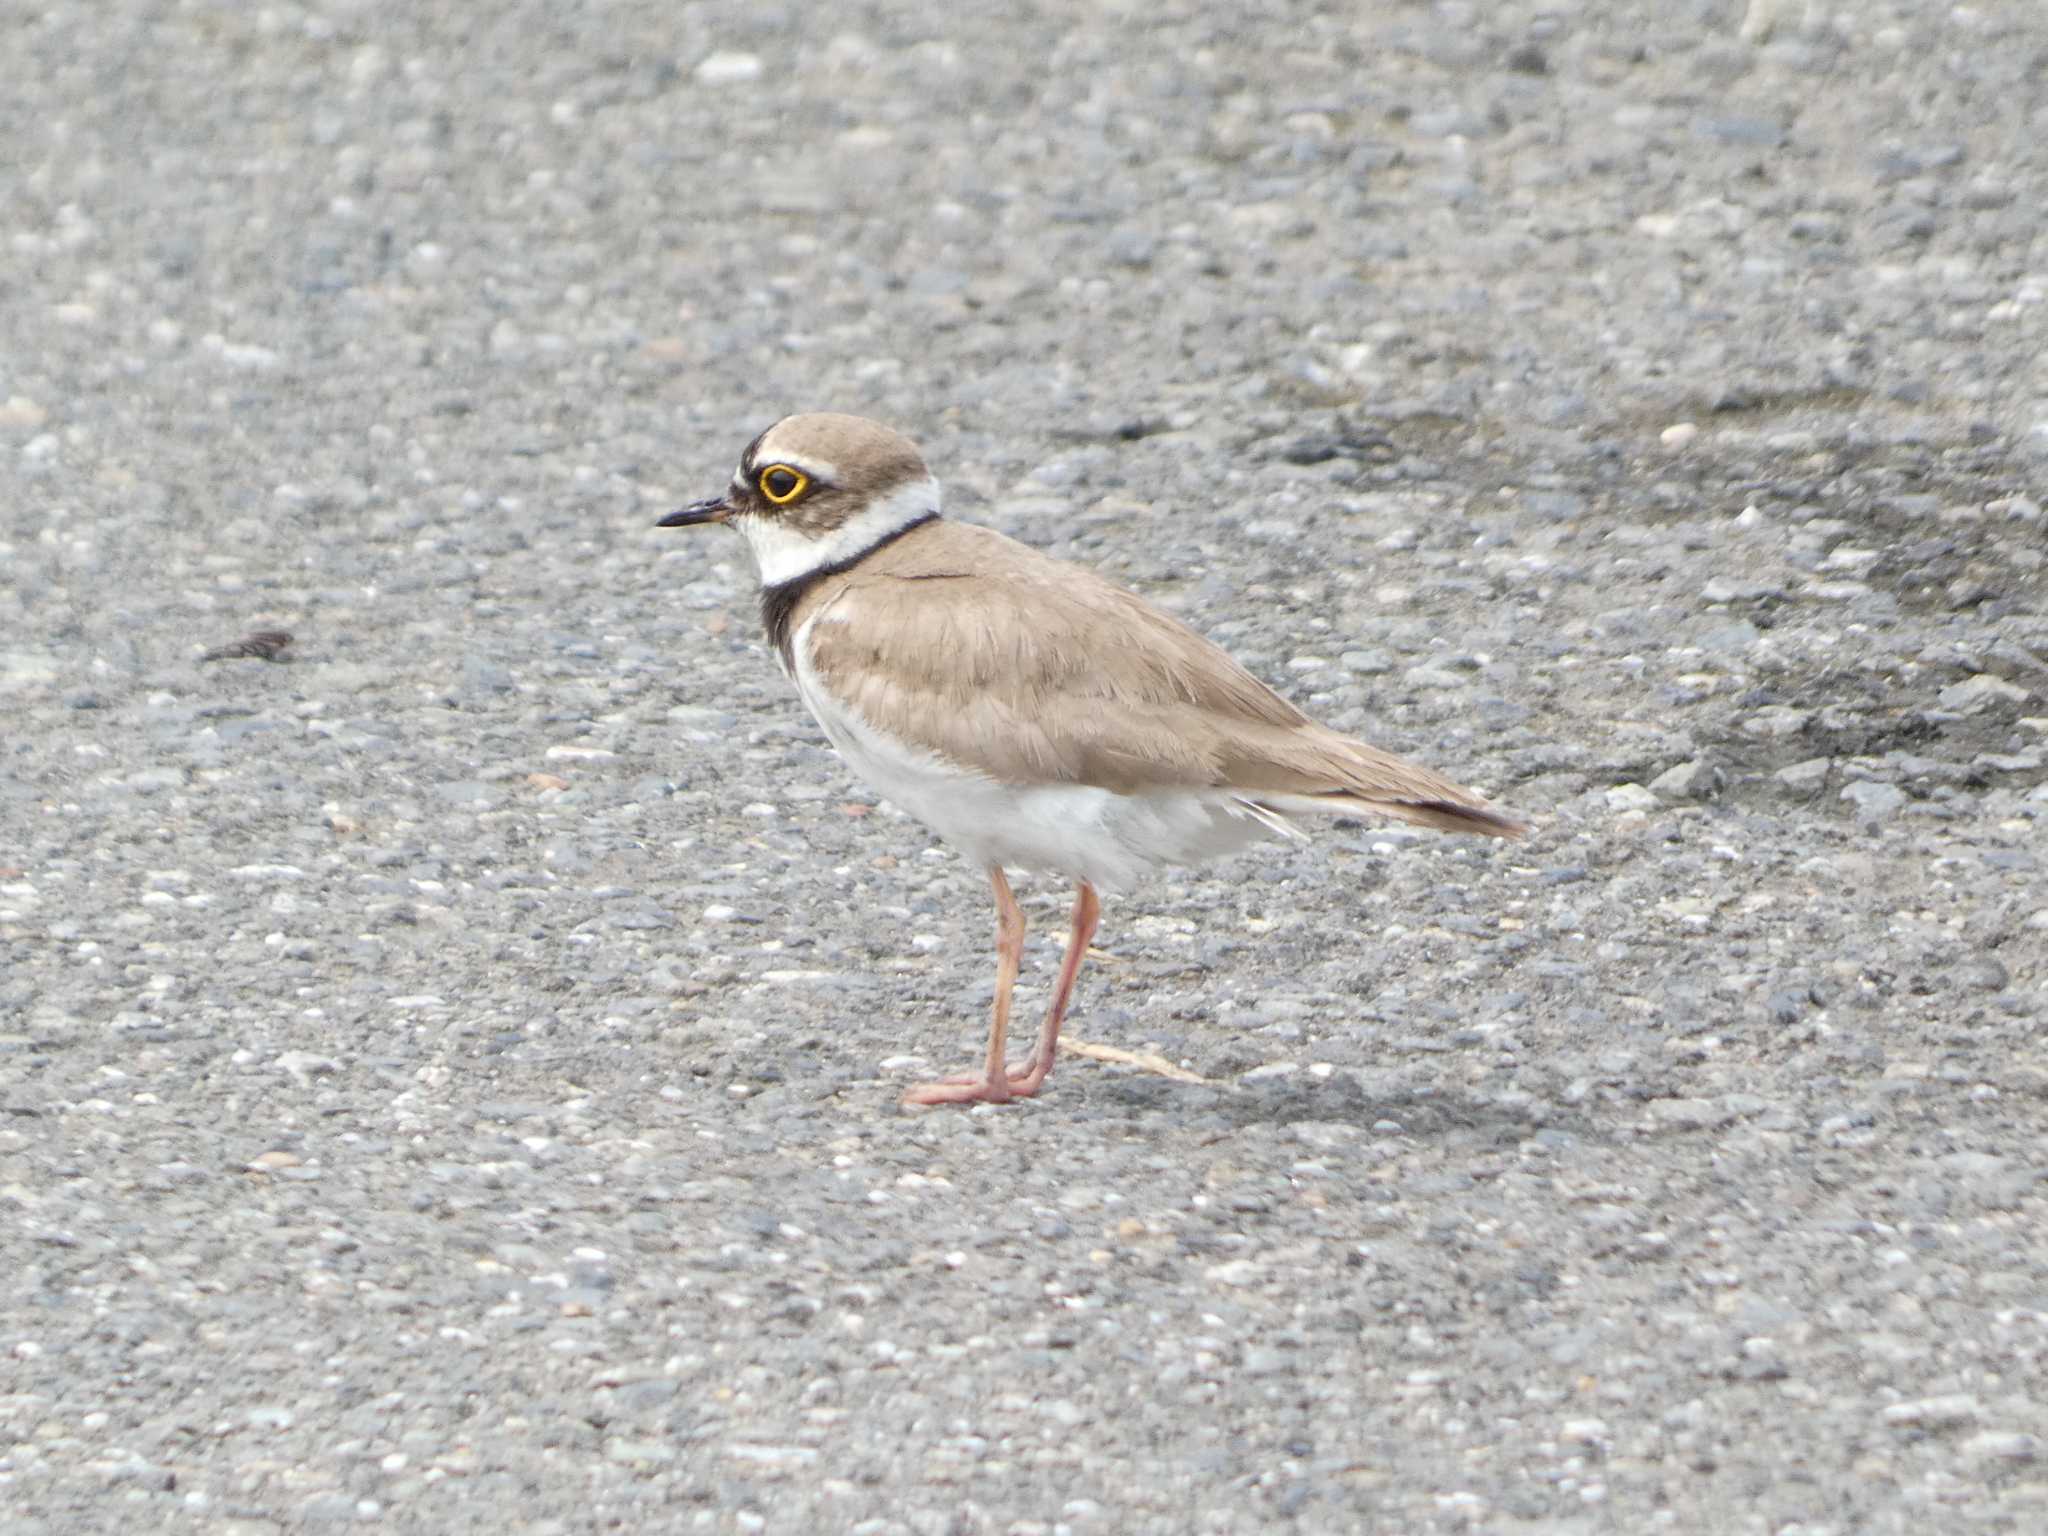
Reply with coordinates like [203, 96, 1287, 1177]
[902, 867, 1028, 1106]
[1005, 882, 1099, 1096]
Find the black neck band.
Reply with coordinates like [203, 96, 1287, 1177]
[758, 510, 940, 667]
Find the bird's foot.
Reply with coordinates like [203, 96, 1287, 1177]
[901, 1058, 1050, 1106]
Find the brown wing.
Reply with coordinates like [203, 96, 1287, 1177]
[802, 523, 1524, 838]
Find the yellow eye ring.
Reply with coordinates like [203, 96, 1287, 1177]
[758, 464, 809, 505]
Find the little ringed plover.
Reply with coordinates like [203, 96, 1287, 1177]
[659, 413, 1525, 1106]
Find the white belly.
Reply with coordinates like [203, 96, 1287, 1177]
[788, 630, 1283, 891]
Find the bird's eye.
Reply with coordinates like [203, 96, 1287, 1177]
[758, 465, 808, 505]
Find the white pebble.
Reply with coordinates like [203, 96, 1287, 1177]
[0, 395, 47, 428]
[1881, 1393, 1981, 1429]
[695, 51, 764, 85]
[1206, 1259, 1262, 1286]
[1659, 422, 1699, 448]
[1242, 1062, 1298, 1081]
[1605, 783, 1658, 813]
[1962, 1430, 2039, 1461]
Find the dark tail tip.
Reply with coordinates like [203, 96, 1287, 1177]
[1408, 801, 1529, 839]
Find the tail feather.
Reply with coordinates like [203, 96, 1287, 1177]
[1217, 724, 1527, 840]
[1317, 734, 1526, 838]
[1256, 790, 1528, 840]
[1345, 795, 1528, 839]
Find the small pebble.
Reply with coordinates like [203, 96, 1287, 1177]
[1961, 1431, 2039, 1461]
[1649, 759, 1715, 800]
[1881, 1395, 1981, 1430]
[695, 51, 764, 85]
[1605, 783, 1658, 813]
[1776, 758, 1832, 788]
[1938, 674, 2031, 713]
[1840, 782, 1906, 818]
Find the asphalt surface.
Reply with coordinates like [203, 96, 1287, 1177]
[4, 2, 2047, 1532]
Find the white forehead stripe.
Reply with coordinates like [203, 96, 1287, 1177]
[747, 450, 840, 484]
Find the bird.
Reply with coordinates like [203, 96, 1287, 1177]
[659, 413, 1525, 1106]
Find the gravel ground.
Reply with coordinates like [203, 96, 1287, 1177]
[4, 2, 2047, 1532]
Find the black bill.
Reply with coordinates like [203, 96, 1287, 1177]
[656, 495, 731, 528]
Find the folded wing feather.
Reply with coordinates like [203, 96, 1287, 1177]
[802, 522, 1525, 839]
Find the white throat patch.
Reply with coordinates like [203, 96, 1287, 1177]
[738, 474, 942, 587]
